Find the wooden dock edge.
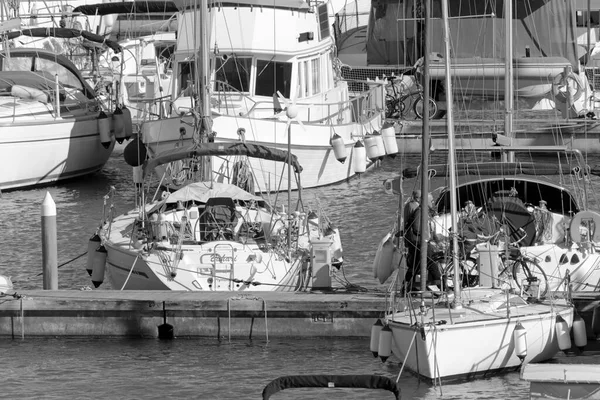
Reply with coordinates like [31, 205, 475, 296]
[0, 290, 388, 339]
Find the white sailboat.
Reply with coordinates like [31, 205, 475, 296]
[89, 1, 344, 292]
[375, 0, 574, 382]
[0, 27, 125, 191]
[136, 0, 388, 191]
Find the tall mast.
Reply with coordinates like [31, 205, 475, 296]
[196, 0, 212, 181]
[440, 0, 460, 303]
[504, 0, 514, 162]
[419, 0, 430, 293]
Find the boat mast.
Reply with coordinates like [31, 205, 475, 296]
[504, 0, 514, 162]
[441, 0, 460, 303]
[419, 0, 431, 293]
[198, 0, 212, 181]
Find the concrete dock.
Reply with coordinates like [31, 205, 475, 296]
[0, 290, 387, 339]
[1, 289, 599, 341]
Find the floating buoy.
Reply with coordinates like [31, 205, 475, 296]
[513, 322, 527, 361]
[85, 233, 101, 276]
[381, 122, 399, 156]
[330, 133, 347, 163]
[555, 314, 572, 352]
[372, 130, 386, 160]
[91, 245, 107, 288]
[97, 110, 112, 149]
[124, 137, 147, 167]
[378, 324, 393, 362]
[121, 105, 134, 140]
[573, 314, 587, 351]
[370, 319, 383, 357]
[374, 232, 395, 284]
[113, 106, 126, 143]
[352, 140, 366, 174]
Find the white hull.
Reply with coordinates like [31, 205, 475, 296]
[0, 114, 114, 191]
[387, 290, 573, 382]
[142, 111, 382, 191]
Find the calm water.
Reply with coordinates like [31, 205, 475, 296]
[2, 146, 600, 399]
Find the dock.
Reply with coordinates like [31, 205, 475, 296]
[1, 289, 599, 341]
[0, 290, 387, 339]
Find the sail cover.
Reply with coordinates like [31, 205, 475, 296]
[73, 2, 178, 15]
[366, 0, 579, 71]
[3, 28, 122, 53]
[143, 142, 302, 177]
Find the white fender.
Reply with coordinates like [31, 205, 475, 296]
[352, 140, 366, 174]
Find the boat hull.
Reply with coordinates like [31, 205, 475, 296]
[0, 115, 114, 191]
[387, 296, 573, 382]
[141, 113, 382, 190]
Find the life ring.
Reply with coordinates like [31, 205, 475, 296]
[552, 71, 584, 104]
[569, 210, 600, 243]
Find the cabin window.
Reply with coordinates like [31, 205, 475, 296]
[214, 56, 251, 92]
[317, 3, 330, 40]
[178, 61, 195, 96]
[0, 56, 34, 72]
[35, 58, 83, 91]
[255, 59, 292, 99]
[576, 10, 600, 27]
[303, 60, 310, 97]
[311, 58, 320, 94]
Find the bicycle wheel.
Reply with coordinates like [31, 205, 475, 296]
[385, 97, 402, 119]
[511, 256, 549, 298]
[432, 253, 478, 290]
[412, 96, 438, 120]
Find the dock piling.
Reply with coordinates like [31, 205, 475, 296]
[41, 192, 58, 290]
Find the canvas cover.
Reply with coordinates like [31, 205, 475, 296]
[366, 0, 579, 71]
[163, 181, 264, 204]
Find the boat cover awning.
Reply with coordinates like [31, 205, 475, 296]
[143, 142, 302, 177]
[0, 71, 56, 93]
[164, 181, 264, 204]
[262, 375, 401, 400]
[73, 2, 178, 16]
[2, 28, 122, 53]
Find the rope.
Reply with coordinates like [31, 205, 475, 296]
[396, 330, 417, 382]
[120, 254, 140, 290]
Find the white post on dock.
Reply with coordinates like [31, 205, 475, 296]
[41, 191, 58, 290]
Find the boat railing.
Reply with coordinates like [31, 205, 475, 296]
[215, 79, 385, 125]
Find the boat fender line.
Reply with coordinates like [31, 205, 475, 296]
[112, 105, 126, 143]
[555, 314, 572, 352]
[157, 301, 174, 340]
[513, 322, 527, 361]
[97, 110, 112, 149]
[569, 210, 600, 243]
[90, 245, 107, 288]
[85, 233, 101, 276]
[552, 71, 584, 104]
[352, 140, 366, 174]
[330, 133, 347, 163]
[573, 314, 587, 351]
[377, 324, 393, 362]
[370, 319, 383, 357]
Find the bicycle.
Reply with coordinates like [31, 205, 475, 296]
[431, 229, 549, 297]
[384, 67, 438, 120]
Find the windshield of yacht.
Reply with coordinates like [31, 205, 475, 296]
[1, 55, 84, 92]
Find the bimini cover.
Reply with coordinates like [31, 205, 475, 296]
[262, 375, 400, 400]
[165, 181, 263, 205]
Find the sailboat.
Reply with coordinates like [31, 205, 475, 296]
[136, 0, 389, 191]
[88, 1, 344, 292]
[374, 0, 574, 382]
[0, 25, 126, 191]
